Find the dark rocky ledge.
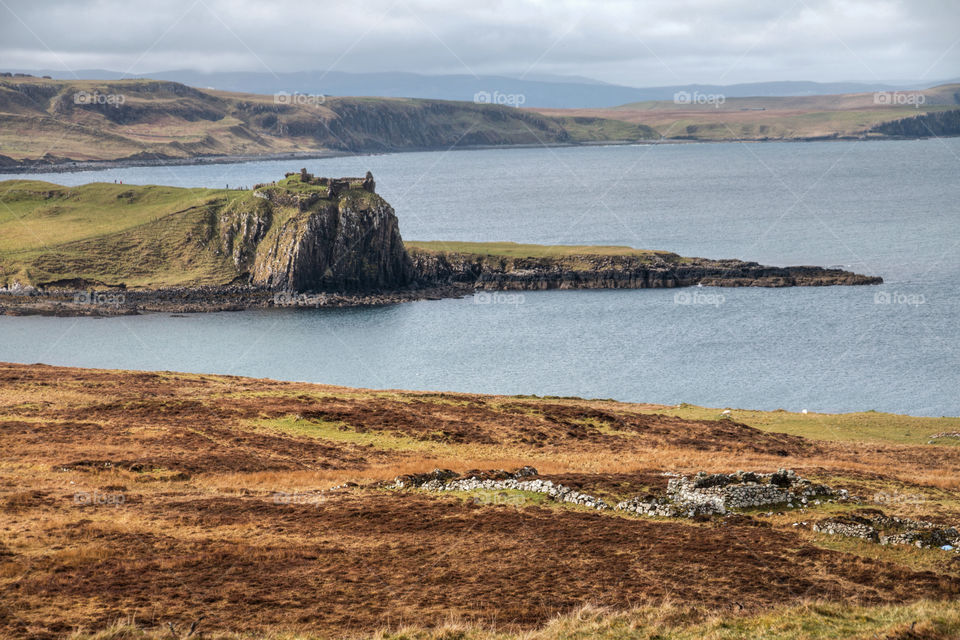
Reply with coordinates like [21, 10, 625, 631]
[0, 254, 881, 317]
[408, 249, 882, 291]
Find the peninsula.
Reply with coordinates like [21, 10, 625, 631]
[0, 171, 881, 315]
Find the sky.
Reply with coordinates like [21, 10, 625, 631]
[1, 0, 958, 87]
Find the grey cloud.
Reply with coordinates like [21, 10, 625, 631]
[0, 0, 957, 85]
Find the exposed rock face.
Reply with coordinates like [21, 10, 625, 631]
[409, 251, 882, 290]
[249, 191, 414, 291]
[870, 109, 960, 138]
[206, 174, 415, 292]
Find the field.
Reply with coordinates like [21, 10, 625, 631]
[1, 362, 959, 639]
[531, 84, 960, 140]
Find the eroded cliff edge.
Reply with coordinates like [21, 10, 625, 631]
[223, 171, 414, 292]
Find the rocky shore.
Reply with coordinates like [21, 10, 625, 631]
[0, 254, 881, 316]
[410, 249, 882, 290]
[0, 284, 467, 316]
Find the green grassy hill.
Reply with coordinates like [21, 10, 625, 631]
[0, 174, 413, 290]
[1, 179, 681, 289]
[0, 179, 252, 287]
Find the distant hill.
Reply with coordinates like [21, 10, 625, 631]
[0, 77, 658, 167]
[1, 75, 957, 169]
[532, 84, 960, 141]
[9, 68, 949, 109]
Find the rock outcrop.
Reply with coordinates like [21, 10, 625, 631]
[409, 249, 882, 290]
[228, 173, 414, 292]
[393, 467, 850, 519]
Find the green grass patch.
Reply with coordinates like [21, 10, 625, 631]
[641, 404, 960, 445]
[809, 531, 960, 577]
[405, 240, 673, 260]
[256, 414, 447, 453]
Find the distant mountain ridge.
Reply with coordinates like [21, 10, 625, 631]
[7, 68, 952, 109]
[0, 77, 659, 167]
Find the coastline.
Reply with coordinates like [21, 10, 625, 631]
[0, 134, 940, 176]
[0, 265, 882, 317]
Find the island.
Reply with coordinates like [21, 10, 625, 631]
[0, 171, 881, 316]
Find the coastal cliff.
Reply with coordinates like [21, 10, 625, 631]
[244, 173, 413, 291]
[408, 244, 882, 290]
[0, 171, 414, 295]
[0, 77, 659, 169]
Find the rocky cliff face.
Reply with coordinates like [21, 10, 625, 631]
[869, 109, 960, 138]
[409, 250, 882, 289]
[219, 174, 414, 292]
[250, 192, 413, 291]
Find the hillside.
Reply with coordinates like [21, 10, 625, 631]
[0, 77, 658, 167]
[0, 172, 414, 291]
[1, 361, 959, 638]
[2, 77, 957, 169]
[12, 67, 946, 108]
[532, 84, 960, 141]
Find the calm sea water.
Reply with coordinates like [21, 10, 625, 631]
[2, 140, 958, 415]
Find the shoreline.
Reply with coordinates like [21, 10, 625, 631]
[0, 270, 882, 317]
[0, 134, 942, 176]
[0, 284, 476, 317]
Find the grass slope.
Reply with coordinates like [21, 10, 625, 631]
[0, 179, 695, 288]
[404, 240, 674, 259]
[1, 362, 959, 638]
[0, 179, 251, 287]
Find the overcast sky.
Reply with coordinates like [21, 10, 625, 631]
[1, 0, 957, 86]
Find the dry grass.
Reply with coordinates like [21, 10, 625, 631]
[1, 361, 958, 639]
[59, 600, 960, 640]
